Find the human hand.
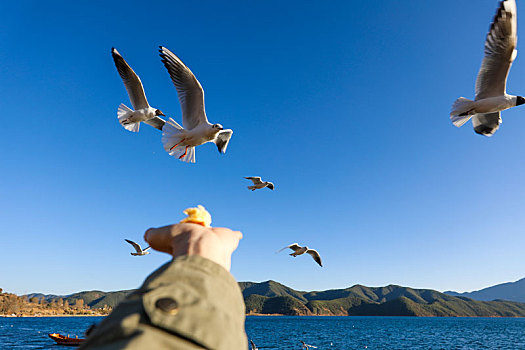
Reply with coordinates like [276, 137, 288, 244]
[144, 223, 243, 272]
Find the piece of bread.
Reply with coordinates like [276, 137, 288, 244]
[179, 205, 212, 227]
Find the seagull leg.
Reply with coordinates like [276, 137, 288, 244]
[178, 146, 189, 159]
[170, 138, 186, 151]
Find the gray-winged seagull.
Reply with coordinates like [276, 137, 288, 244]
[278, 243, 323, 267]
[125, 239, 150, 256]
[450, 0, 525, 136]
[245, 177, 274, 191]
[158, 46, 233, 163]
[111, 48, 165, 132]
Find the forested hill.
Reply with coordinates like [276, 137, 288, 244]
[21, 280, 525, 317]
[240, 281, 525, 317]
[25, 290, 133, 310]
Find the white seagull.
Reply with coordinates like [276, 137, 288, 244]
[158, 46, 233, 163]
[278, 243, 323, 267]
[245, 177, 274, 191]
[111, 48, 165, 132]
[125, 239, 150, 256]
[450, 0, 525, 136]
[301, 341, 318, 349]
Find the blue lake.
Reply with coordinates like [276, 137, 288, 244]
[1, 316, 525, 349]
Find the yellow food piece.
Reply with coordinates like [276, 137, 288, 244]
[180, 205, 212, 227]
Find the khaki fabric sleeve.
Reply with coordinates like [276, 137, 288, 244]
[80, 255, 247, 350]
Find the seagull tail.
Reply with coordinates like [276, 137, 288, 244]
[117, 104, 140, 132]
[180, 146, 196, 163]
[450, 97, 475, 127]
[162, 118, 195, 162]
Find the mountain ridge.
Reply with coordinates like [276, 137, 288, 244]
[240, 281, 525, 317]
[25, 290, 133, 309]
[21, 279, 525, 317]
[445, 277, 525, 303]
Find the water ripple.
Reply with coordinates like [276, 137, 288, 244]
[1, 316, 525, 349]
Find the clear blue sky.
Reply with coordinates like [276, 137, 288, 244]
[1, 0, 525, 296]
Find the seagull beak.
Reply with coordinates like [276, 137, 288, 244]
[159, 112, 165, 117]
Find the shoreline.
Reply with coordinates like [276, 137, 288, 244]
[1, 314, 107, 318]
[245, 314, 525, 318]
[3, 314, 525, 318]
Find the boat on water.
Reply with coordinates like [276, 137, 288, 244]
[48, 333, 85, 346]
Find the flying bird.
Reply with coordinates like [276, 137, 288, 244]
[158, 46, 233, 163]
[450, 0, 524, 136]
[250, 339, 258, 350]
[245, 177, 274, 191]
[111, 48, 165, 132]
[278, 243, 323, 267]
[125, 239, 150, 256]
[301, 341, 318, 349]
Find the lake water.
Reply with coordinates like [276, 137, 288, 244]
[1, 316, 525, 349]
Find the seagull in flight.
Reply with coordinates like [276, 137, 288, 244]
[158, 46, 233, 163]
[245, 177, 274, 191]
[111, 48, 165, 132]
[278, 243, 323, 267]
[301, 341, 318, 349]
[125, 239, 150, 256]
[450, 0, 525, 136]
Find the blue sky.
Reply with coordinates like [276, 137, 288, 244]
[2, 0, 525, 296]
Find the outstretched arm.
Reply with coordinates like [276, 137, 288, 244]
[81, 223, 246, 350]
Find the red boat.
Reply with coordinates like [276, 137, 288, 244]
[48, 333, 85, 346]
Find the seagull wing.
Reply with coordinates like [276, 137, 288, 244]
[288, 244, 302, 252]
[306, 249, 323, 267]
[472, 112, 502, 136]
[111, 48, 149, 110]
[245, 177, 263, 184]
[277, 243, 301, 253]
[144, 116, 166, 131]
[250, 339, 257, 350]
[214, 129, 233, 154]
[159, 46, 208, 130]
[125, 239, 142, 253]
[142, 246, 151, 252]
[475, 0, 518, 100]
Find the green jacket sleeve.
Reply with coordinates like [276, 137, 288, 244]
[80, 255, 248, 350]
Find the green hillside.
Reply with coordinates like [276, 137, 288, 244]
[239, 281, 307, 302]
[242, 282, 525, 316]
[26, 281, 525, 317]
[26, 290, 133, 309]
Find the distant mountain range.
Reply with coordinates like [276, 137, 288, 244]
[25, 279, 525, 317]
[25, 290, 133, 309]
[445, 277, 525, 303]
